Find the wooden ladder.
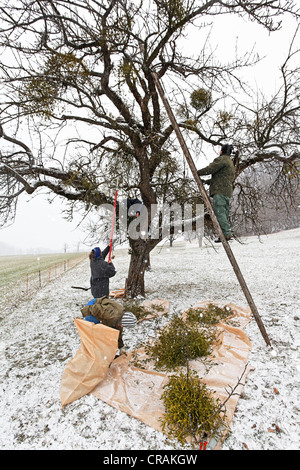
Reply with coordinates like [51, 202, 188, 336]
[152, 72, 271, 347]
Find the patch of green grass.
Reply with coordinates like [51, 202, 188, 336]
[0, 252, 86, 287]
[0, 252, 87, 315]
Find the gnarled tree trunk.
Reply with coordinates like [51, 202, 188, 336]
[125, 238, 157, 298]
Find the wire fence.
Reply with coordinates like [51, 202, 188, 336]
[24, 256, 85, 295]
[0, 253, 87, 317]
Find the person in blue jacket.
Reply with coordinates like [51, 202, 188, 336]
[89, 246, 116, 298]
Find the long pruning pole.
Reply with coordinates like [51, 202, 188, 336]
[152, 71, 271, 347]
[108, 188, 118, 263]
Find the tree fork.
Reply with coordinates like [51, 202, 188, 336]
[152, 71, 271, 347]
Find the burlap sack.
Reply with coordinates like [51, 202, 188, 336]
[60, 318, 119, 408]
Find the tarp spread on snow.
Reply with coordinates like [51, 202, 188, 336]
[91, 300, 252, 448]
[60, 299, 252, 448]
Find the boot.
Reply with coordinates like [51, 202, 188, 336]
[214, 235, 233, 243]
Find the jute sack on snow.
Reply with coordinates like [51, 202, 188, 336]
[60, 318, 119, 408]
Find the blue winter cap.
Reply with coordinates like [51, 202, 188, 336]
[93, 247, 101, 259]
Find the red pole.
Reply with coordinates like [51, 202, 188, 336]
[108, 188, 118, 262]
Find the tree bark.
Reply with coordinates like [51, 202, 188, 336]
[125, 238, 154, 298]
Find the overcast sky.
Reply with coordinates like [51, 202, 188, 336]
[0, 194, 88, 254]
[0, 11, 298, 254]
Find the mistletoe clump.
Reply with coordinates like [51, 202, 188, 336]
[185, 303, 234, 326]
[145, 316, 212, 370]
[190, 88, 212, 112]
[160, 371, 227, 446]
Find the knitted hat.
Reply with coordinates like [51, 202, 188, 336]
[93, 247, 102, 259]
[121, 311, 137, 328]
[221, 144, 234, 155]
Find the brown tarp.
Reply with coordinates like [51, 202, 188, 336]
[138, 298, 170, 322]
[60, 299, 252, 449]
[91, 300, 252, 448]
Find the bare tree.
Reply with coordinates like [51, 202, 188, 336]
[0, 0, 299, 296]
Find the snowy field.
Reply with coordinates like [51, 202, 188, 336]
[0, 228, 299, 451]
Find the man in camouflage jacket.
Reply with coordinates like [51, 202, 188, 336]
[197, 144, 235, 241]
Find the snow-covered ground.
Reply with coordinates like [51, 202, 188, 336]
[0, 228, 299, 450]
